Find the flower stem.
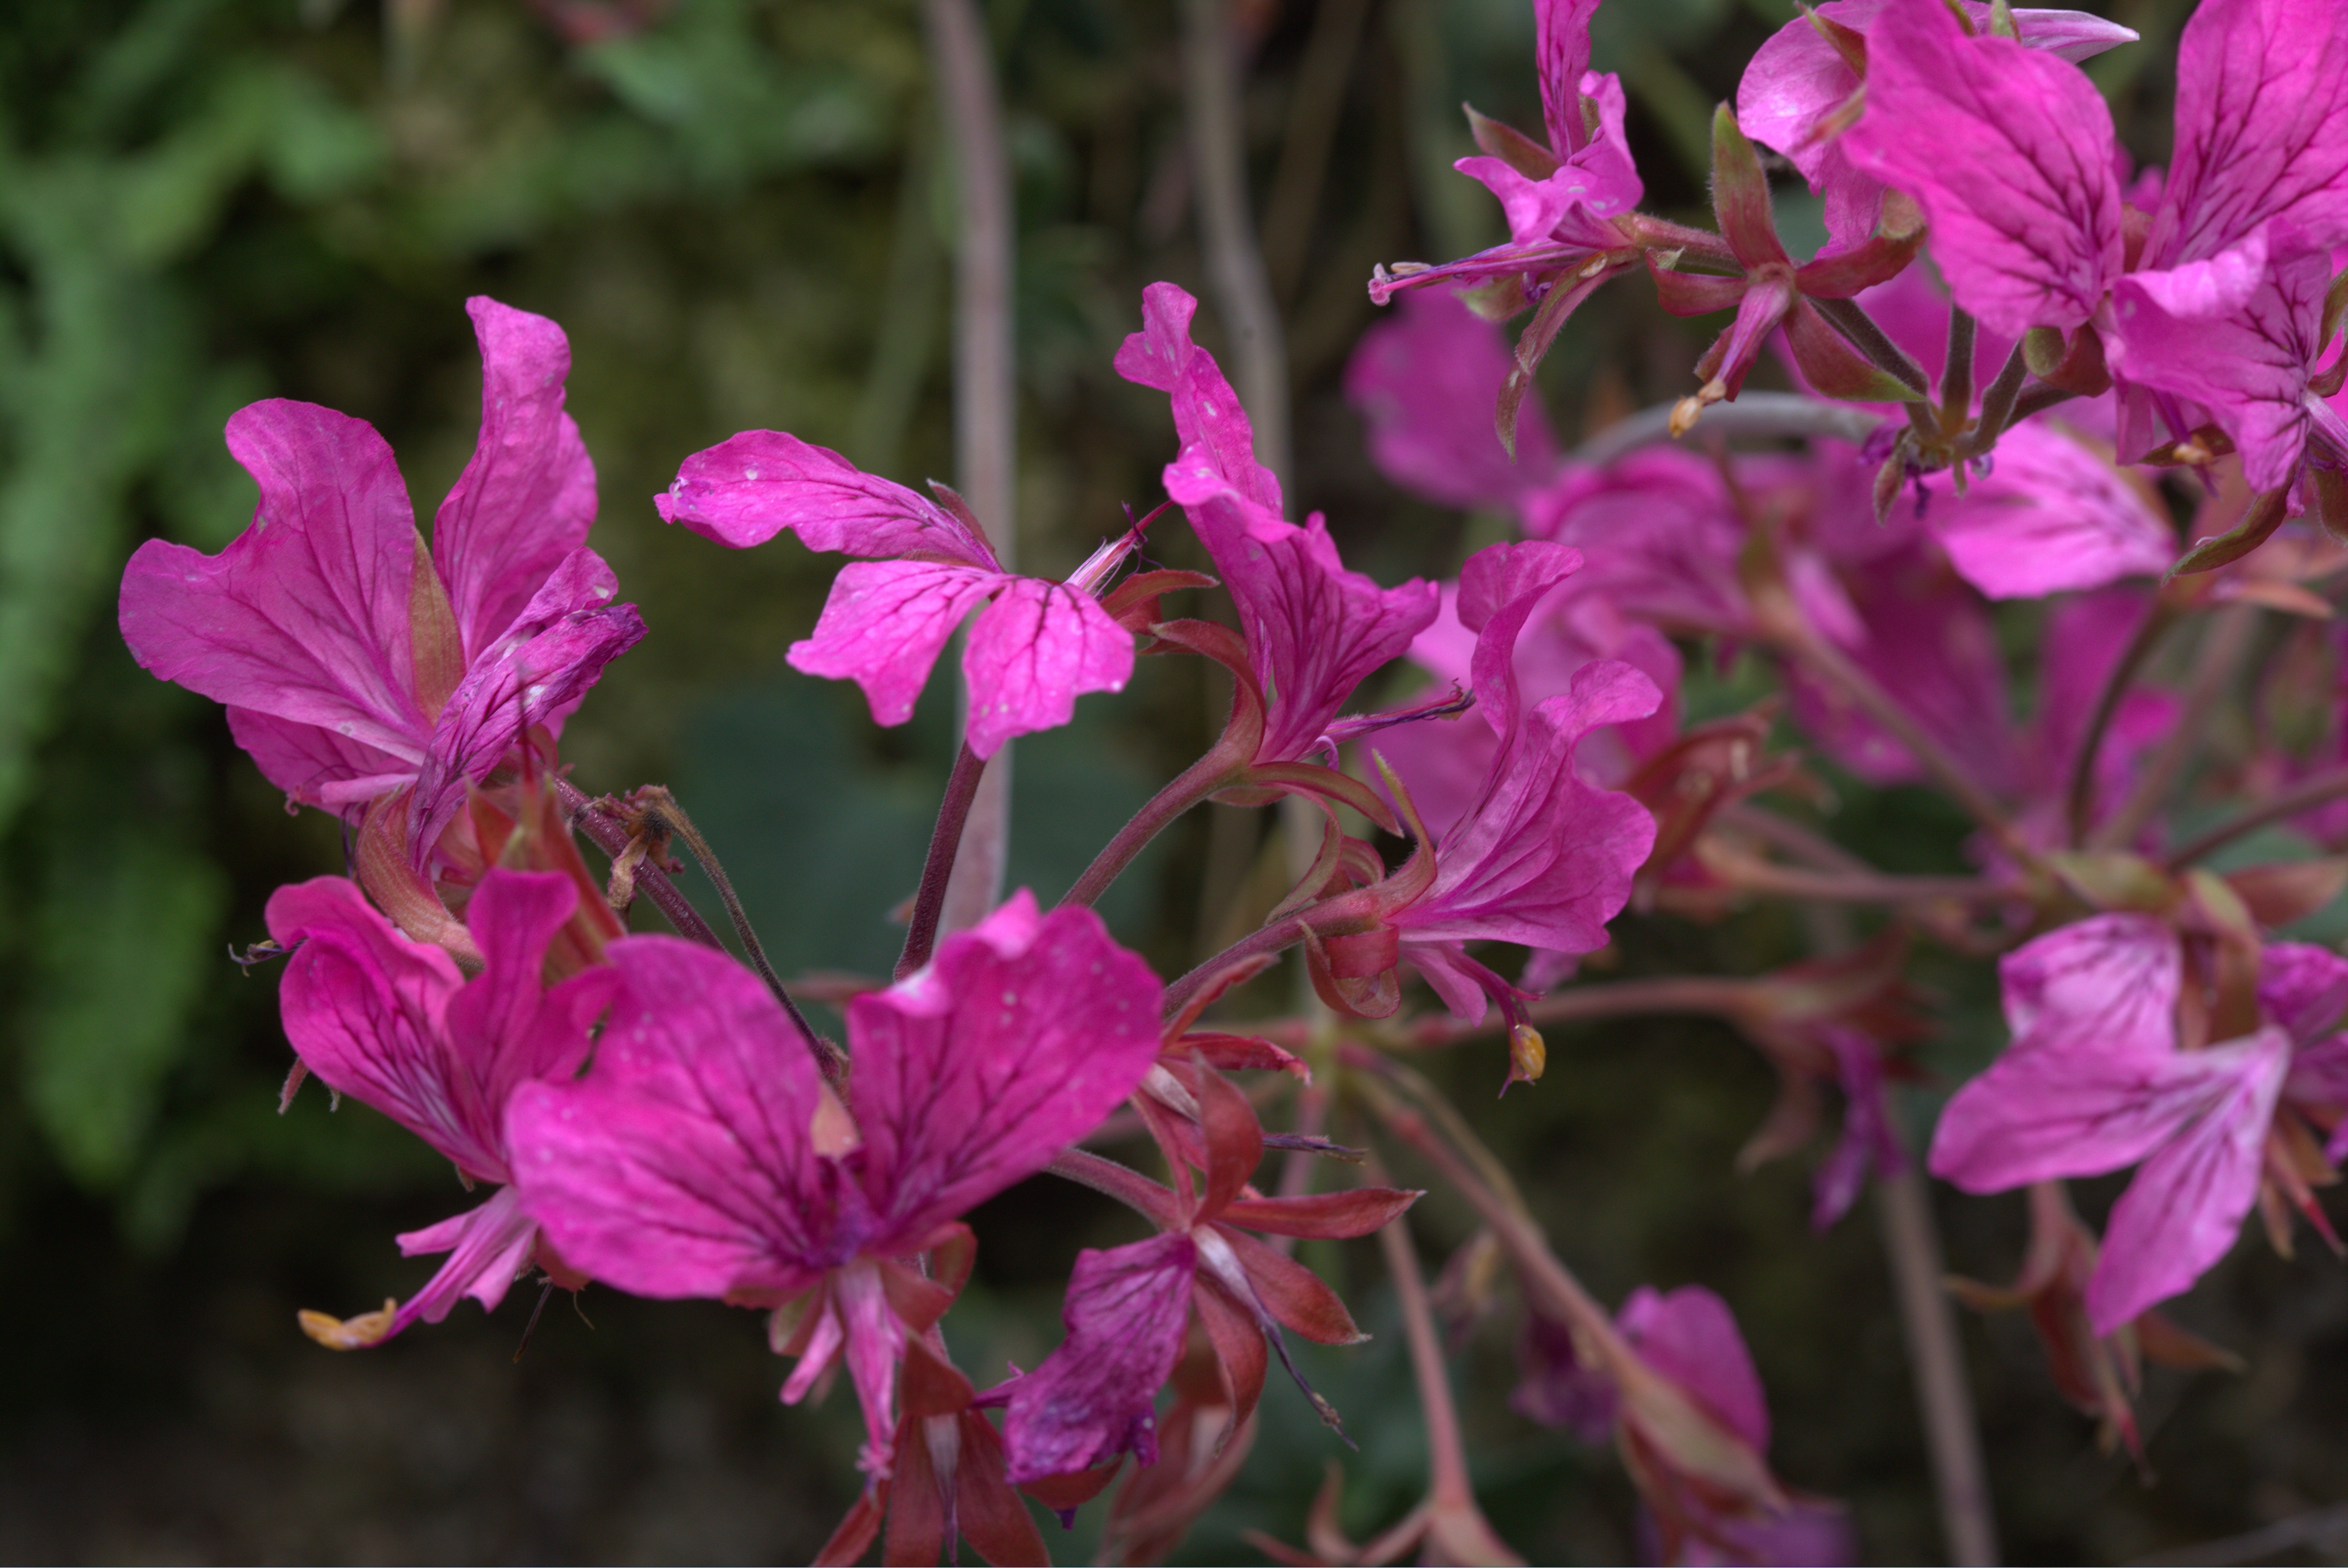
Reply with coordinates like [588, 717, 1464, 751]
[1876, 1166, 2001, 1566]
[1162, 913, 1310, 1022]
[1063, 743, 1246, 909]
[1963, 340, 2031, 454]
[2094, 602, 2256, 851]
[1775, 622, 2033, 864]
[1570, 390, 1881, 467]
[1939, 305, 1976, 434]
[1411, 973, 1766, 1046]
[2062, 598, 2180, 848]
[1810, 296, 1931, 399]
[896, 742, 990, 981]
[558, 778, 725, 951]
[2163, 762, 2348, 871]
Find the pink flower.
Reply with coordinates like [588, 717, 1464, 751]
[657, 435, 1133, 758]
[1001, 1066, 1416, 1484]
[268, 869, 617, 1347]
[1384, 543, 1661, 1020]
[1929, 913, 2348, 1331]
[1119, 284, 1439, 765]
[505, 891, 1164, 1477]
[1344, 288, 1558, 513]
[1741, 1, 2137, 255]
[119, 298, 645, 853]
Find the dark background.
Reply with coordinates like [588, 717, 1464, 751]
[8, 0, 2344, 1562]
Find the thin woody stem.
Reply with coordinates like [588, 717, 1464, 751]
[2163, 762, 2348, 871]
[1570, 391, 1881, 467]
[2094, 602, 2257, 851]
[558, 778, 726, 951]
[2062, 598, 2180, 848]
[1063, 743, 1247, 909]
[896, 743, 991, 981]
[1776, 623, 2034, 863]
[633, 789, 820, 1050]
[1877, 1165, 2001, 1566]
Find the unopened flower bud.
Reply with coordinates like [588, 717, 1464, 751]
[1508, 1022, 1548, 1088]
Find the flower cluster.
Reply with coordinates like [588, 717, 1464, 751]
[118, 0, 2348, 1558]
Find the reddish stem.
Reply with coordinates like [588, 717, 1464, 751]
[896, 743, 990, 981]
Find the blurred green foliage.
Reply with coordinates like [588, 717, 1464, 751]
[6, 1, 2343, 1564]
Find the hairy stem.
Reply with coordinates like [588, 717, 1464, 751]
[1571, 390, 1882, 467]
[1877, 1168, 2001, 1565]
[2094, 602, 2257, 851]
[925, 0, 1017, 934]
[1162, 913, 1310, 1022]
[1063, 743, 1247, 909]
[2005, 381, 2079, 425]
[896, 743, 991, 981]
[2062, 599, 2179, 847]
[2163, 762, 2348, 871]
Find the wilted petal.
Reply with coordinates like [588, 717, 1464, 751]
[960, 577, 1135, 759]
[120, 399, 427, 766]
[1116, 282, 1283, 516]
[1398, 661, 1661, 954]
[1177, 488, 1440, 762]
[1841, 0, 2122, 336]
[1618, 1284, 1771, 1452]
[433, 297, 599, 659]
[2085, 1028, 2292, 1332]
[1004, 1234, 1197, 1483]
[849, 891, 1163, 1249]
[658, 429, 998, 566]
[787, 558, 1004, 728]
[2146, 0, 2348, 267]
[1924, 422, 2173, 597]
[267, 876, 490, 1173]
[1344, 288, 1557, 510]
[411, 548, 646, 852]
[507, 936, 835, 1301]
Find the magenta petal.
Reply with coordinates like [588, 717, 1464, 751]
[119, 398, 427, 763]
[1998, 913, 2180, 1048]
[658, 429, 997, 567]
[1456, 539, 1585, 735]
[2107, 246, 2335, 490]
[1003, 1233, 1198, 1483]
[1177, 488, 1440, 762]
[1924, 423, 2173, 597]
[2084, 1028, 2292, 1333]
[960, 577, 1135, 759]
[847, 892, 1163, 1250]
[433, 298, 599, 660]
[442, 870, 616, 1128]
[266, 876, 488, 1173]
[1519, 449, 1752, 637]
[788, 558, 1004, 729]
[1841, 0, 2122, 336]
[1115, 283, 1284, 516]
[2260, 943, 2348, 1045]
[2147, 0, 2348, 267]
[1455, 82, 1641, 251]
[386, 1185, 542, 1335]
[1618, 1284, 1770, 1452]
[1344, 288, 1557, 510]
[225, 706, 416, 811]
[1398, 661, 1661, 954]
[409, 547, 646, 852]
[1534, 0, 1601, 156]
[506, 936, 834, 1302]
